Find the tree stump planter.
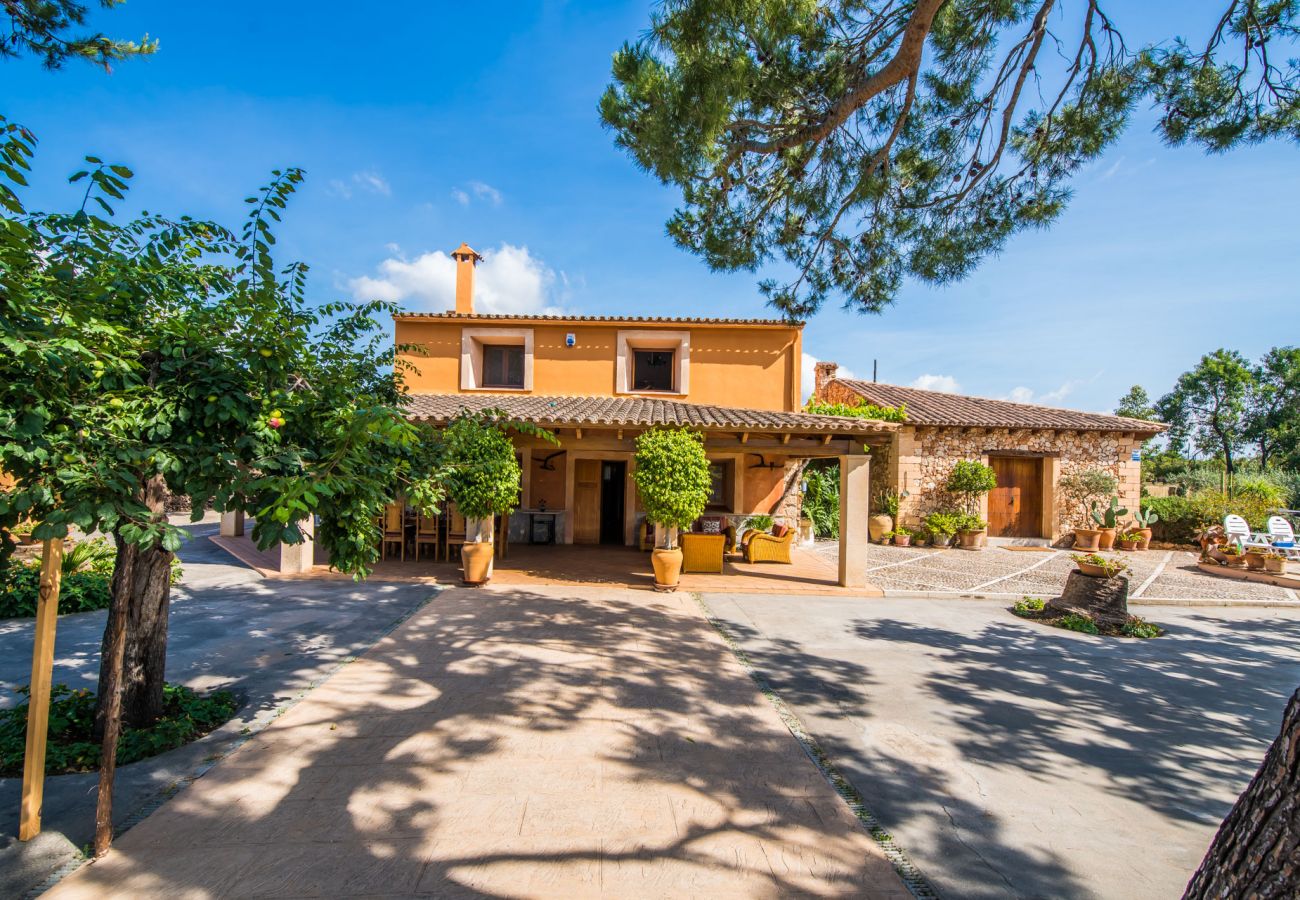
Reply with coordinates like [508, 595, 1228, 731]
[1048, 570, 1130, 630]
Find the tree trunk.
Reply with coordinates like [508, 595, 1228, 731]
[1184, 688, 1300, 899]
[94, 539, 132, 857]
[1048, 570, 1130, 629]
[95, 474, 174, 731]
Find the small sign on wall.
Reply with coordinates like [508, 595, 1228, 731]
[1131, 450, 1142, 461]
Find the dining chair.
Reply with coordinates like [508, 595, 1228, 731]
[382, 502, 406, 561]
[414, 512, 440, 561]
[445, 505, 467, 560]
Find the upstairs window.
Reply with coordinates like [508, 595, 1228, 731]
[633, 350, 675, 392]
[482, 344, 525, 389]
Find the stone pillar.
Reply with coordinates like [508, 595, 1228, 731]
[279, 519, 315, 575]
[838, 449, 870, 588]
[219, 509, 244, 537]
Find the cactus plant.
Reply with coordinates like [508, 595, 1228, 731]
[1132, 506, 1159, 527]
[1090, 497, 1128, 528]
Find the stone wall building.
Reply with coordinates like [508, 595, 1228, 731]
[813, 364, 1167, 544]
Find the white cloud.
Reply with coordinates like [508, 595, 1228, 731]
[1004, 378, 1087, 406]
[1006, 386, 1035, 404]
[349, 243, 568, 315]
[911, 374, 961, 394]
[328, 169, 392, 199]
[800, 353, 854, 402]
[450, 188, 470, 206]
[451, 180, 503, 207]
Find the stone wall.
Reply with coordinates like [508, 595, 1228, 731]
[893, 425, 1143, 542]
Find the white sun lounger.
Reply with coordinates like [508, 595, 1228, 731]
[1223, 514, 1272, 550]
[1265, 515, 1300, 561]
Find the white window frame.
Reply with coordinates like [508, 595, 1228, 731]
[461, 327, 534, 392]
[617, 329, 690, 396]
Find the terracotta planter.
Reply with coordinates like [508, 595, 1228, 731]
[931, 534, 953, 548]
[651, 547, 683, 592]
[893, 533, 912, 547]
[460, 541, 494, 585]
[957, 529, 986, 551]
[1265, 557, 1287, 574]
[869, 514, 893, 544]
[1244, 552, 1267, 571]
[1136, 528, 1153, 551]
[1076, 560, 1121, 578]
[1223, 554, 1246, 568]
[1117, 539, 1141, 552]
[1097, 528, 1116, 551]
[1073, 529, 1102, 552]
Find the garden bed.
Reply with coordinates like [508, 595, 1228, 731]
[0, 683, 238, 776]
[1012, 597, 1164, 638]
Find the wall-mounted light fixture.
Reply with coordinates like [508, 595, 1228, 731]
[565, 333, 576, 348]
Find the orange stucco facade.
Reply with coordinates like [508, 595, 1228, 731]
[393, 315, 803, 412]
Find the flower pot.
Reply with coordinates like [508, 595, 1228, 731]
[1223, 554, 1246, 568]
[931, 534, 953, 548]
[1117, 539, 1141, 552]
[651, 547, 683, 591]
[1265, 557, 1287, 574]
[893, 533, 912, 547]
[460, 541, 494, 586]
[869, 514, 893, 544]
[1136, 528, 1153, 551]
[1072, 529, 1102, 552]
[1076, 560, 1119, 578]
[957, 529, 986, 551]
[1097, 528, 1116, 551]
[1245, 552, 1266, 571]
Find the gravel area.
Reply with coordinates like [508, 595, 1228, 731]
[810, 540, 1298, 603]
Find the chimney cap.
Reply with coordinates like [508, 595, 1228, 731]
[451, 242, 483, 263]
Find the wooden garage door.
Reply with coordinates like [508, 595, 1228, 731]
[573, 459, 601, 544]
[988, 457, 1043, 538]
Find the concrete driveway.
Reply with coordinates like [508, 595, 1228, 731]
[0, 520, 436, 898]
[704, 592, 1300, 899]
[43, 585, 907, 899]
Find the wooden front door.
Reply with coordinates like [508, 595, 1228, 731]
[573, 459, 601, 544]
[988, 457, 1043, 538]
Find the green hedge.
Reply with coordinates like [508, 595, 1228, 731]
[1142, 493, 1280, 544]
[0, 566, 112, 618]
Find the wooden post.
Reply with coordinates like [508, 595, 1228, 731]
[19, 537, 64, 841]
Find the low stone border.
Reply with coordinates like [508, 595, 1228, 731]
[23, 587, 445, 900]
[880, 588, 1300, 608]
[694, 593, 940, 900]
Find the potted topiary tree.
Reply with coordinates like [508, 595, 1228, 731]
[632, 428, 712, 591]
[440, 413, 524, 586]
[945, 460, 997, 550]
[1057, 469, 1118, 551]
[923, 510, 962, 548]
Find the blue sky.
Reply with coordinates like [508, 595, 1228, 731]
[7, 1, 1297, 413]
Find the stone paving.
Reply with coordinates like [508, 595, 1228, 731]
[43, 586, 909, 899]
[808, 541, 1299, 603]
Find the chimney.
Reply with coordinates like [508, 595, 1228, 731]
[813, 361, 839, 400]
[451, 242, 483, 314]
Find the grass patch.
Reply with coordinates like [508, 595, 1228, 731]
[0, 683, 238, 776]
[1012, 597, 1164, 639]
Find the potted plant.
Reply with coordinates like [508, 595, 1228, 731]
[1071, 553, 1129, 579]
[441, 413, 525, 586]
[632, 428, 713, 592]
[1244, 547, 1268, 570]
[1264, 552, 1287, 574]
[1058, 469, 1118, 552]
[1221, 544, 1246, 568]
[1090, 497, 1128, 551]
[1131, 506, 1159, 551]
[892, 527, 913, 547]
[12, 519, 39, 546]
[923, 510, 961, 548]
[870, 491, 899, 544]
[1116, 530, 1143, 552]
[945, 461, 997, 550]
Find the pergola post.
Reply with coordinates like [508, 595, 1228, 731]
[219, 509, 244, 537]
[279, 518, 315, 575]
[838, 448, 870, 588]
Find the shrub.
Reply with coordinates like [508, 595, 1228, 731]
[1121, 616, 1163, 639]
[0, 683, 238, 776]
[1014, 596, 1045, 614]
[743, 514, 774, 533]
[805, 399, 907, 423]
[1143, 493, 1278, 544]
[1058, 469, 1118, 525]
[877, 489, 900, 518]
[801, 464, 839, 538]
[1058, 613, 1100, 635]
[1, 565, 112, 618]
[632, 429, 712, 546]
[440, 414, 523, 521]
[1231, 475, 1287, 506]
[945, 461, 997, 516]
[923, 510, 963, 539]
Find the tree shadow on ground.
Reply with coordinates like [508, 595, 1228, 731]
[41, 586, 908, 898]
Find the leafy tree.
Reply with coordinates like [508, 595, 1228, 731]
[1245, 346, 1300, 468]
[1115, 385, 1157, 421]
[632, 428, 712, 547]
[944, 460, 997, 517]
[2, 0, 156, 70]
[1158, 349, 1255, 482]
[602, 2, 1300, 317]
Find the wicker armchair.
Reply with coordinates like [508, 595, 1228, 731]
[744, 528, 794, 564]
[680, 533, 726, 574]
